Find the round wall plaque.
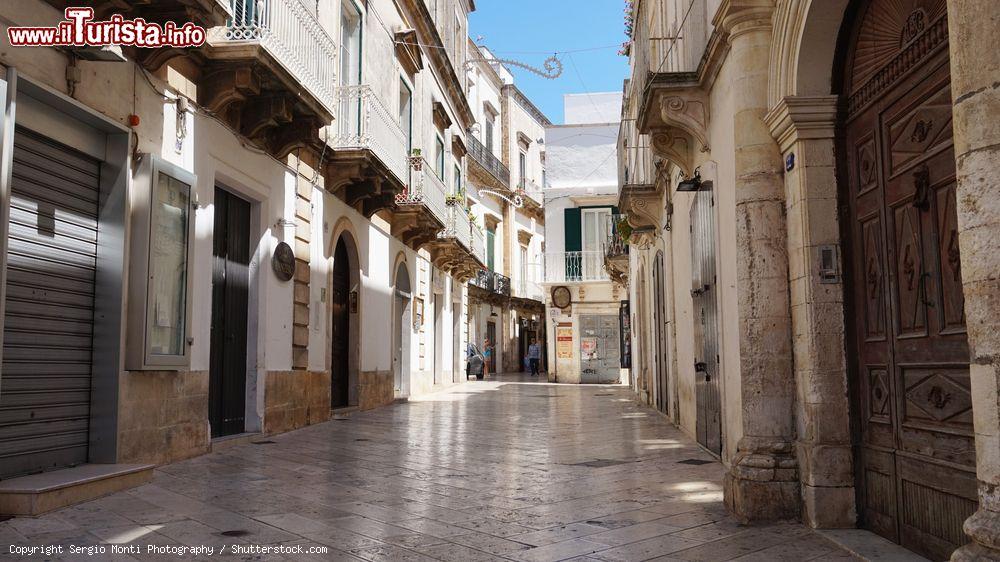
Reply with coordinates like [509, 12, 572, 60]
[551, 286, 572, 309]
[272, 241, 295, 282]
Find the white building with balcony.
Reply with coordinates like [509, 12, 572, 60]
[542, 92, 627, 384]
[465, 43, 548, 375]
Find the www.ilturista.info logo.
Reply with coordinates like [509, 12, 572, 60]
[7, 7, 206, 48]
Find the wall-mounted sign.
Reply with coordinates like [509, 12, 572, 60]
[272, 241, 295, 282]
[556, 323, 573, 359]
[551, 286, 571, 309]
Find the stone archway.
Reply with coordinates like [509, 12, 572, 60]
[392, 257, 413, 398]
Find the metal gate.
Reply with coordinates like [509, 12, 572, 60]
[690, 183, 721, 454]
[580, 314, 620, 384]
[0, 127, 100, 477]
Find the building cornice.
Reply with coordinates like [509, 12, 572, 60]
[398, 0, 475, 129]
[503, 84, 553, 127]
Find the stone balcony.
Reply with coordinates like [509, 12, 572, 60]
[467, 134, 510, 190]
[391, 156, 449, 252]
[426, 204, 487, 283]
[325, 85, 410, 218]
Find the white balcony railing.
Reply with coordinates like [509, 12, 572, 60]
[221, 0, 337, 114]
[471, 225, 486, 266]
[396, 157, 449, 227]
[331, 85, 409, 186]
[516, 279, 546, 301]
[543, 251, 609, 283]
[441, 205, 473, 251]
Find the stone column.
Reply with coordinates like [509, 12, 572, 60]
[765, 96, 855, 528]
[947, 1, 1000, 559]
[718, 1, 800, 522]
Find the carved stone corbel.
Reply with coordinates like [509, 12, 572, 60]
[659, 92, 710, 152]
[650, 130, 694, 179]
[620, 186, 662, 246]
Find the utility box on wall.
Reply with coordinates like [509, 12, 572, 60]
[126, 154, 196, 370]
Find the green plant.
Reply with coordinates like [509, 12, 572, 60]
[616, 217, 632, 243]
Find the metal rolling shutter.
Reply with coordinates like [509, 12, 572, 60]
[0, 127, 100, 477]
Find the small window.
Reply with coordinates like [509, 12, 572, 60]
[484, 117, 494, 153]
[435, 136, 446, 179]
[519, 151, 527, 187]
[399, 79, 412, 150]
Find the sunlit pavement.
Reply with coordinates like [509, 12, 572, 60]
[1, 375, 858, 561]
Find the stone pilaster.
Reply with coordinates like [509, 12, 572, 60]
[291, 156, 314, 370]
[946, 1, 1000, 559]
[765, 96, 855, 528]
[717, 0, 800, 522]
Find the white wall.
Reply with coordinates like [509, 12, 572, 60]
[563, 92, 623, 125]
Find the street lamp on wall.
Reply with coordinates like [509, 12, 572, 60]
[676, 169, 702, 192]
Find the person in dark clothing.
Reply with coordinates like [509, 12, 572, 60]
[527, 339, 541, 377]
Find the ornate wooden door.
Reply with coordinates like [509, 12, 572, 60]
[842, 1, 976, 559]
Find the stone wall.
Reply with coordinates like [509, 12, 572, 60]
[359, 371, 395, 410]
[117, 371, 210, 465]
[262, 370, 331, 435]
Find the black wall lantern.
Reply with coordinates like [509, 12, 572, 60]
[676, 169, 702, 192]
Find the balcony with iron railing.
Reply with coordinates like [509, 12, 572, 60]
[542, 251, 610, 284]
[472, 269, 512, 297]
[329, 85, 410, 187]
[514, 276, 546, 302]
[395, 156, 449, 228]
[618, 120, 656, 191]
[210, 0, 338, 116]
[467, 134, 510, 188]
[604, 214, 630, 261]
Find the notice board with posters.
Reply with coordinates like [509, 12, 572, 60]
[556, 323, 573, 359]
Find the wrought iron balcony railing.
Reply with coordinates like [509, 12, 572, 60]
[396, 156, 449, 227]
[219, 0, 338, 115]
[472, 269, 511, 297]
[467, 134, 510, 187]
[331, 85, 410, 187]
[604, 214, 630, 260]
[543, 251, 610, 283]
[440, 204, 473, 251]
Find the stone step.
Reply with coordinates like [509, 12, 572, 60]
[0, 464, 153, 516]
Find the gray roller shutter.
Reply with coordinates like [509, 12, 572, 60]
[0, 127, 100, 478]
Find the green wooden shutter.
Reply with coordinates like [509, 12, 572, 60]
[564, 208, 582, 252]
[486, 228, 495, 271]
[564, 208, 581, 279]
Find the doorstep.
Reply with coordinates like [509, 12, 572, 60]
[210, 432, 263, 452]
[819, 529, 932, 562]
[0, 463, 154, 517]
[331, 406, 359, 420]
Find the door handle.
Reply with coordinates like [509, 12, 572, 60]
[695, 361, 707, 373]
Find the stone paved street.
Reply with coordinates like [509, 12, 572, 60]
[1, 375, 859, 561]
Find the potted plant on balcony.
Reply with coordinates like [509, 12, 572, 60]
[447, 186, 466, 205]
[616, 216, 632, 244]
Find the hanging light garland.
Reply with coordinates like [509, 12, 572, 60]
[465, 53, 563, 80]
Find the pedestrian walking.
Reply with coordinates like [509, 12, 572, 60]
[483, 338, 493, 378]
[527, 339, 541, 377]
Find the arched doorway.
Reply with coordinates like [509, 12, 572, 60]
[839, 1, 974, 558]
[392, 261, 412, 397]
[331, 237, 351, 408]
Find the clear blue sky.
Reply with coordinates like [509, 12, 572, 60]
[468, 0, 629, 124]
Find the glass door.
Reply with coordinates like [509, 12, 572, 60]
[582, 208, 610, 280]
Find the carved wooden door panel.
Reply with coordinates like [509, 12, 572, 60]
[843, 2, 975, 559]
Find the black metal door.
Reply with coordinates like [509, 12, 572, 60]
[331, 238, 350, 408]
[209, 187, 250, 438]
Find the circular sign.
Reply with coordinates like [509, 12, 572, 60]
[272, 241, 295, 282]
[551, 286, 572, 309]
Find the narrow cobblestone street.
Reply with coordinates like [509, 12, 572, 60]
[2, 376, 858, 561]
